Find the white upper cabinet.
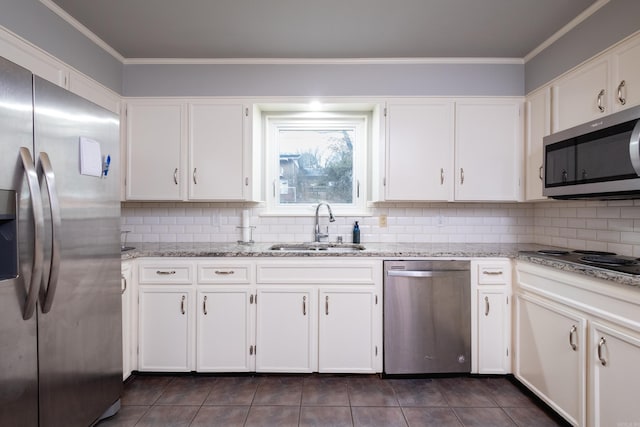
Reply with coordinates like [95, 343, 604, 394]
[126, 100, 186, 200]
[525, 87, 551, 201]
[188, 102, 249, 200]
[385, 100, 455, 201]
[610, 34, 640, 112]
[382, 98, 522, 202]
[125, 99, 252, 201]
[454, 99, 523, 201]
[552, 57, 610, 133]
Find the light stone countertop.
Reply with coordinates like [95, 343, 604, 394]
[121, 241, 640, 288]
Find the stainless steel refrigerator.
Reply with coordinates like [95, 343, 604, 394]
[0, 56, 122, 426]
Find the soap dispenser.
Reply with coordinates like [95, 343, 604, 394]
[352, 221, 360, 244]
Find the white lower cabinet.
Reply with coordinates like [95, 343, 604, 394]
[589, 322, 640, 427]
[255, 287, 316, 373]
[121, 262, 133, 380]
[138, 287, 194, 372]
[515, 294, 587, 426]
[471, 260, 511, 375]
[318, 289, 377, 373]
[516, 260, 640, 427]
[197, 288, 254, 372]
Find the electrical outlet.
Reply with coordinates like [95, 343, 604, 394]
[378, 214, 388, 228]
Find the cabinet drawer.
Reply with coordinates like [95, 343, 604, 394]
[257, 261, 378, 285]
[198, 264, 252, 284]
[139, 264, 193, 284]
[477, 263, 509, 285]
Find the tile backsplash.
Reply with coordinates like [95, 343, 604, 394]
[121, 199, 640, 255]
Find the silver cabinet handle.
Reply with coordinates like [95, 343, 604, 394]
[180, 295, 186, 315]
[156, 270, 176, 275]
[618, 80, 626, 105]
[19, 147, 44, 321]
[302, 295, 307, 316]
[121, 275, 127, 295]
[214, 270, 235, 275]
[203, 295, 207, 315]
[325, 295, 329, 316]
[440, 168, 444, 185]
[597, 89, 606, 113]
[460, 168, 464, 185]
[387, 270, 462, 278]
[484, 296, 490, 316]
[597, 336, 607, 366]
[482, 270, 503, 276]
[562, 169, 568, 182]
[245, 177, 249, 186]
[539, 165, 544, 181]
[193, 168, 198, 184]
[173, 168, 178, 185]
[356, 180, 360, 198]
[569, 325, 577, 351]
[39, 152, 61, 314]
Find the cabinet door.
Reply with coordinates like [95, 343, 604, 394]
[318, 289, 376, 373]
[126, 101, 185, 200]
[525, 88, 550, 201]
[197, 288, 254, 372]
[589, 322, 640, 427]
[255, 288, 315, 373]
[477, 290, 510, 374]
[121, 263, 132, 380]
[552, 58, 610, 132]
[385, 100, 454, 201]
[188, 103, 247, 200]
[515, 295, 586, 427]
[454, 100, 522, 201]
[611, 35, 640, 111]
[139, 288, 193, 371]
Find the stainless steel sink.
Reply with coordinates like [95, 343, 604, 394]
[269, 243, 365, 252]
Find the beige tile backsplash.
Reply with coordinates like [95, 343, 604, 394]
[121, 199, 640, 255]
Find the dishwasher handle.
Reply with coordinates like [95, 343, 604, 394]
[387, 270, 467, 278]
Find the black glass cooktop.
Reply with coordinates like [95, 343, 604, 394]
[521, 249, 640, 276]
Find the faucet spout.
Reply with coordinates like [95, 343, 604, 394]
[314, 202, 335, 242]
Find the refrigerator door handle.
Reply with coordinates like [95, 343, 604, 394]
[39, 152, 61, 313]
[19, 147, 45, 320]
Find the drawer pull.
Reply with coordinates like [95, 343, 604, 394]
[156, 270, 176, 275]
[214, 270, 235, 275]
[482, 270, 503, 276]
[597, 337, 607, 366]
[569, 325, 577, 351]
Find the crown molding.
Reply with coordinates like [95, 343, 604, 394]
[39, 0, 125, 62]
[524, 0, 610, 63]
[122, 57, 524, 66]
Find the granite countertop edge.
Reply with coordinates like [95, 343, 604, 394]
[120, 242, 640, 288]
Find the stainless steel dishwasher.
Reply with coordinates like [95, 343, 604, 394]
[383, 260, 471, 375]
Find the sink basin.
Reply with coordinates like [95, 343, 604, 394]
[121, 246, 135, 252]
[269, 243, 366, 252]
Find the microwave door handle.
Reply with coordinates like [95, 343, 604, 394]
[629, 120, 640, 176]
[19, 148, 45, 320]
[39, 152, 61, 314]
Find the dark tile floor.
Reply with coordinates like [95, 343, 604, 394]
[97, 374, 569, 427]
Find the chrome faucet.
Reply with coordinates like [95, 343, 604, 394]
[314, 202, 335, 242]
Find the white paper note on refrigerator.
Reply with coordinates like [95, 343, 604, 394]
[79, 137, 103, 177]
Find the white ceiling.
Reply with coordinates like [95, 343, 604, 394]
[48, 0, 599, 60]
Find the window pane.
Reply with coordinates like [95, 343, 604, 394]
[278, 128, 354, 204]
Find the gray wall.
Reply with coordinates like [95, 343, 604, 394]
[0, 0, 122, 93]
[525, 0, 640, 93]
[123, 62, 524, 97]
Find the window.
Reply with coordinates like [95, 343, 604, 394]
[264, 111, 368, 215]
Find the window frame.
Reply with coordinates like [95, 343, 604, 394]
[264, 111, 369, 216]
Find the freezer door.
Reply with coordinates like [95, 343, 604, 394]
[33, 77, 122, 427]
[0, 57, 39, 427]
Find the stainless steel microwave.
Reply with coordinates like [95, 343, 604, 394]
[543, 105, 640, 199]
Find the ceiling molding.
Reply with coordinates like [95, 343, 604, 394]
[39, 0, 125, 62]
[524, 0, 610, 63]
[122, 57, 524, 66]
